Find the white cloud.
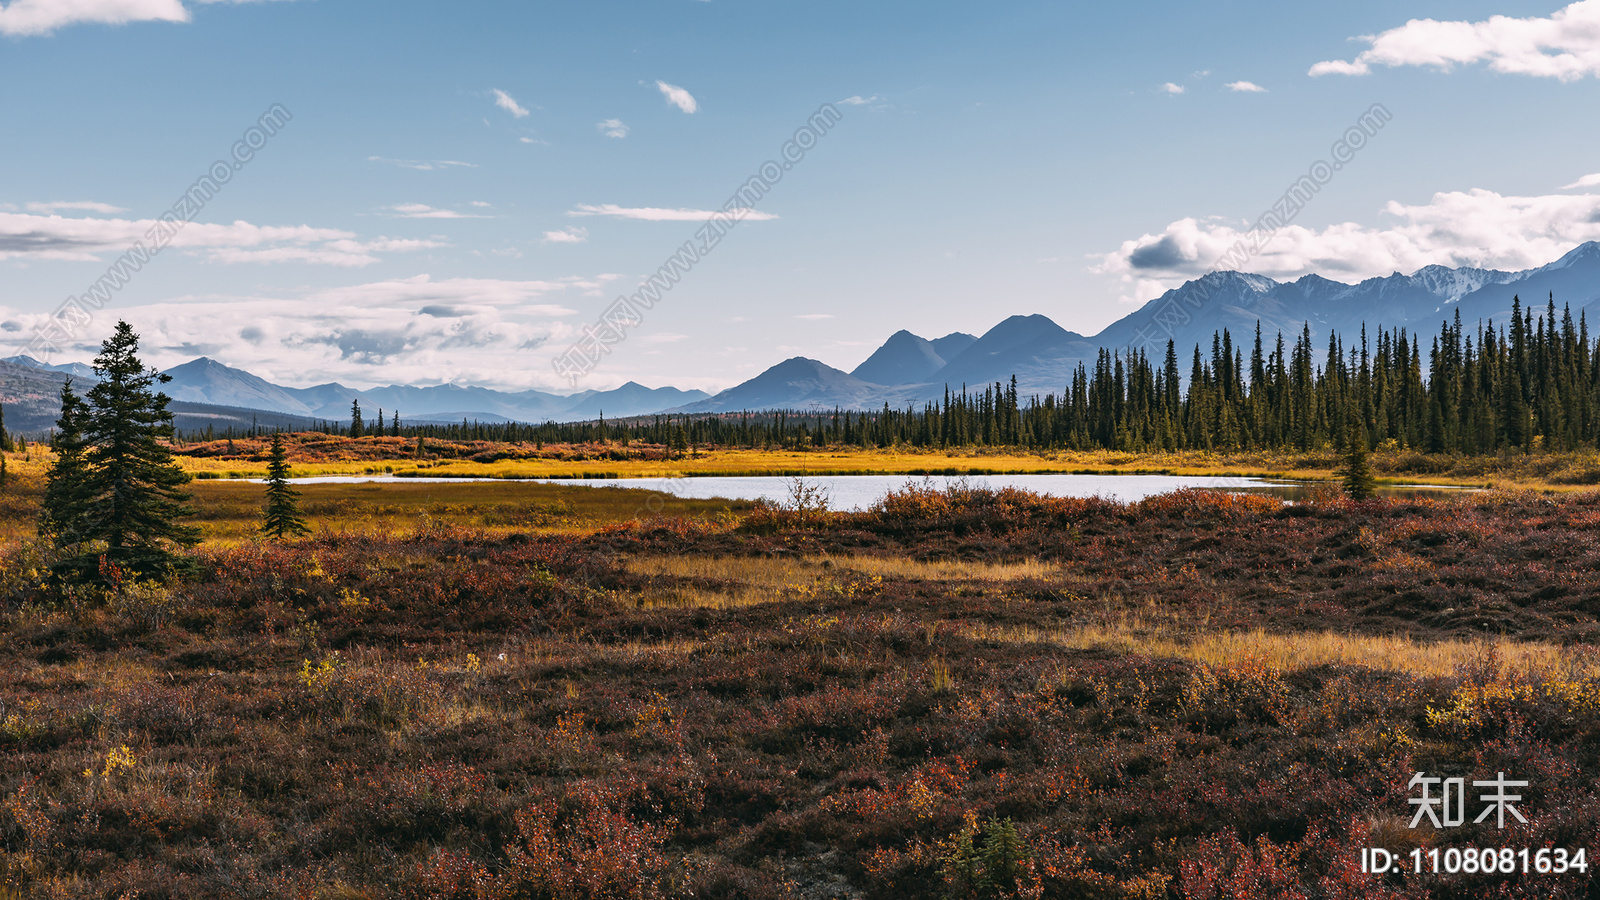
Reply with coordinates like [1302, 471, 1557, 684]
[1225, 80, 1268, 92]
[0, 0, 187, 36]
[492, 89, 530, 118]
[567, 203, 778, 222]
[1093, 184, 1600, 302]
[1160, 82, 1186, 94]
[1310, 1, 1600, 81]
[0, 273, 671, 391]
[0, 0, 296, 37]
[1563, 173, 1600, 189]
[1308, 59, 1371, 77]
[367, 156, 477, 171]
[794, 313, 834, 320]
[297, 275, 581, 313]
[25, 201, 130, 214]
[383, 203, 489, 219]
[469, 201, 492, 208]
[655, 80, 698, 113]
[597, 118, 629, 138]
[838, 95, 879, 105]
[0, 210, 439, 266]
[541, 227, 588, 244]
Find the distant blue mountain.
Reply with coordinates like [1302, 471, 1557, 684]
[672, 242, 1600, 411]
[676, 357, 882, 413]
[11, 243, 1600, 420]
[2, 355, 99, 382]
[6, 356, 709, 425]
[851, 330, 975, 385]
[562, 382, 710, 420]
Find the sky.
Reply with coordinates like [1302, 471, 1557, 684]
[4, 0, 1600, 393]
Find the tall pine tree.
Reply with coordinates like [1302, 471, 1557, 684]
[260, 433, 310, 539]
[77, 322, 200, 578]
[40, 380, 94, 551]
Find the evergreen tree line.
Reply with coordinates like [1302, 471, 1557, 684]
[133, 294, 1600, 456]
[304, 295, 1590, 456]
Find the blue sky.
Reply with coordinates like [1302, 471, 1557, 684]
[4, 0, 1600, 392]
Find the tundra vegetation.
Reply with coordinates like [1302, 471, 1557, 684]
[1, 440, 1600, 896]
[4, 321, 1600, 897]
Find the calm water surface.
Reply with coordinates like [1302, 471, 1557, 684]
[249, 473, 1471, 510]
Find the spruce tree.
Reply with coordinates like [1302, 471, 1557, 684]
[40, 380, 95, 550]
[0, 400, 10, 452]
[261, 433, 310, 539]
[1341, 422, 1377, 501]
[350, 399, 364, 438]
[77, 322, 200, 578]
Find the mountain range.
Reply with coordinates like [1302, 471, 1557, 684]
[5, 242, 1600, 431]
[677, 240, 1600, 412]
[0, 355, 711, 426]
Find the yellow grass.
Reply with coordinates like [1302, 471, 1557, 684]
[621, 555, 819, 610]
[620, 553, 1070, 610]
[163, 444, 1584, 491]
[832, 555, 1067, 582]
[19, 439, 1600, 495]
[183, 480, 749, 545]
[618, 552, 1595, 682]
[174, 447, 1160, 480]
[961, 620, 1600, 680]
[626, 553, 1062, 584]
[0, 455, 754, 549]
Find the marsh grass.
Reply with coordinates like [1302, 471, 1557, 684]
[622, 547, 1592, 683]
[183, 480, 752, 544]
[620, 553, 1072, 610]
[962, 618, 1600, 681]
[162, 437, 1600, 490]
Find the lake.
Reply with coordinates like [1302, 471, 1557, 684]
[248, 472, 1472, 510]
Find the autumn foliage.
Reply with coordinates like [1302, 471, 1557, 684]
[1, 485, 1599, 897]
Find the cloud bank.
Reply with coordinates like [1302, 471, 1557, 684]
[567, 204, 777, 222]
[0, 273, 653, 392]
[1310, 1, 1600, 80]
[1094, 184, 1600, 302]
[0, 210, 440, 266]
[0, 0, 294, 37]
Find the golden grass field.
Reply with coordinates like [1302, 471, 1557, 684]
[163, 437, 1600, 492]
[175, 445, 1281, 480]
[620, 550, 1600, 682]
[0, 452, 752, 546]
[6, 437, 1600, 549]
